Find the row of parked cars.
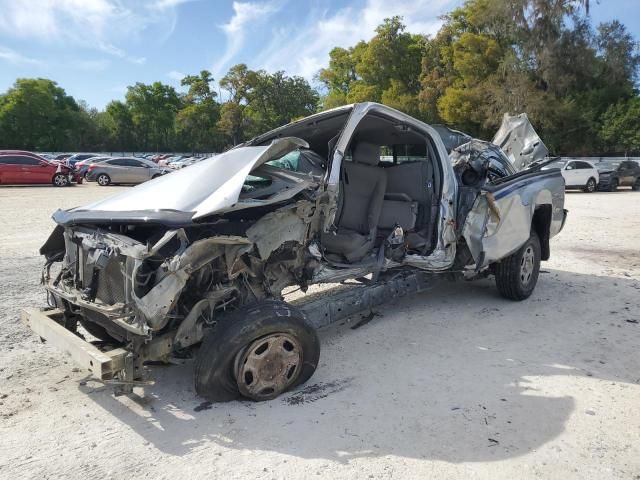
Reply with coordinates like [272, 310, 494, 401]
[1, 149, 638, 192]
[0, 151, 216, 187]
[544, 158, 640, 192]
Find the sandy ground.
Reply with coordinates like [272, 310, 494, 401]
[0, 183, 639, 480]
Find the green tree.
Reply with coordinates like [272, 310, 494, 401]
[601, 97, 640, 155]
[104, 100, 135, 151]
[125, 82, 182, 151]
[218, 65, 318, 143]
[176, 70, 224, 152]
[0, 78, 79, 150]
[319, 17, 424, 116]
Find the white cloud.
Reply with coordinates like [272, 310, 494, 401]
[211, 1, 282, 78]
[167, 70, 186, 81]
[152, 0, 196, 10]
[0, 46, 42, 66]
[0, 0, 180, 63]
[257, 0, 455, 80]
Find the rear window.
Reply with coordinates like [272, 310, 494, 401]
[378, 144, 427, 165]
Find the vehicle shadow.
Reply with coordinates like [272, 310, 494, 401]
[79, 268, 640, 463]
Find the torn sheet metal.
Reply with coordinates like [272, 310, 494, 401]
[246, 202, 313, 260]
[492, 113, 548, 171]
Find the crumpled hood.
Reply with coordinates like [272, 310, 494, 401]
[492, 113, 548, 171]
[73, 137, 308, 220]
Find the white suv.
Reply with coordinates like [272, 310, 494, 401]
[543, 159, 599, 192]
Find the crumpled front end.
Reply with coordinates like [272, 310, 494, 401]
[41, 225, 252, 339]
[40, 196, 322, 348]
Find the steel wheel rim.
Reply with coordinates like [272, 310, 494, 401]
[54, 175, 67, 186]
[236, 333, 303, 400]
[98, 175, 108, 186]
[520, 245, 535, 286]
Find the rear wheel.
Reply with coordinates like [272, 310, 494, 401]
[52, 173, 68, 187]
[494, 233, 541, 301]
[195, 300, 320, 402]
[97, 173, 111, 186]
[583, 177, 596, 193]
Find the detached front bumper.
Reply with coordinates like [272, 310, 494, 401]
[21, 307, 127, 380]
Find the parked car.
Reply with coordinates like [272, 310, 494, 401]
[85, 157, 169, 185]
[179, 156, 211, 168]
[170, 156, 199, 169]
[0, 151, 81, 186]
[75, 156, 112, 177]
[53, 153, 72, 162]
[151, 154, 171, 163]
[65, 153, 100, 168]
[595, 160, 640, 191]
[542, 159, 599, 192]
[34, 103, 565, 401]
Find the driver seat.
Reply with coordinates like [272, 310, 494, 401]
[321, 142, 387, 262]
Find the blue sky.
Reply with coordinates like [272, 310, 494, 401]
[0, 0, 637, 109]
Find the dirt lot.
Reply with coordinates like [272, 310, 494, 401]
[0, 183, 639, 479]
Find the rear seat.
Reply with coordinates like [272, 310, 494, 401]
[378, 161, 434, 247]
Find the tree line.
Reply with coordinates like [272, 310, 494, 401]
[0, 0, 638, 155]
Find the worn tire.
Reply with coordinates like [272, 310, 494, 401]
[52, 173, 68, 187]
[194, 300, 320, 402]
[97, 173, 111, 186]
[79, 318, 116, 342]
[494, 233, 541, 301]
[583, 177, 597, 193]
[609, 178, 618, 192]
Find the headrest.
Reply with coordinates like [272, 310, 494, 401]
[352, 142, 381, 166]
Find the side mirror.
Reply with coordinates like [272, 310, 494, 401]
[40, 162, 49, 167]
[566, 165, 573, 170]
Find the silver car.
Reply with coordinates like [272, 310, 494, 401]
[86, 157, 168, 186]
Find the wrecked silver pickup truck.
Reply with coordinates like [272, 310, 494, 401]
[27, 103, 566, 401]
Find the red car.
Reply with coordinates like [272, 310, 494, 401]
[0, 150, 82, 186]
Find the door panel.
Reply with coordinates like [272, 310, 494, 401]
[35, 162, 53, 183]
[563, 163, 580, 186]
[3, 163, 21, 183]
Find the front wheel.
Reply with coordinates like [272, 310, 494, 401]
[96, 173, 111, 186]
[583, 177, 596, 193]
[609, 178, 618, 192]
[494, 233, 541, 301]
[632, 179, 640, 191]
[52, 173, 69, 187]
[195, 300, 320, 402]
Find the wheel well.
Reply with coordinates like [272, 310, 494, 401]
[532, 205, 552, 261]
